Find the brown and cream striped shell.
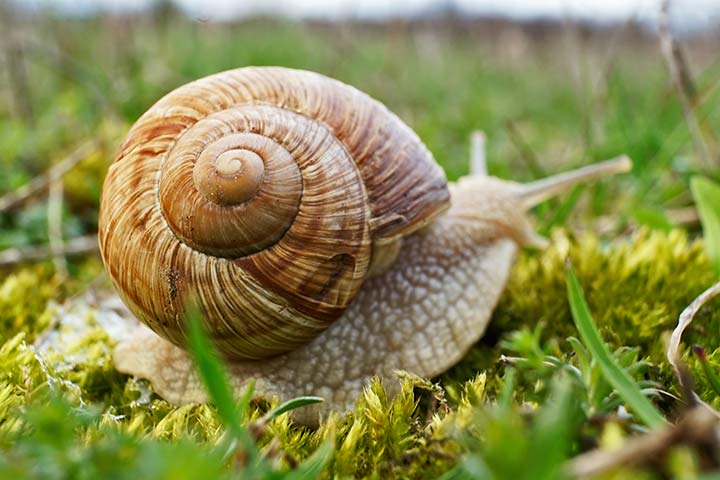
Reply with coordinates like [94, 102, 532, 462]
[98, 66, 450, 360]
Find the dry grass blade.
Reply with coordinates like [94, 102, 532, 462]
[667, 280, 720, 416]
[47, 179, 67, 277]
[0, 7, 36, 125]
[565, 406, 719, 478]
[0, 140, 97, 213]
[469, 130, 487, 176]
[0, 234, 98, 267]
[658, 0, 715, 167]
[665, 206, 700, 227]
[504, 120, 545, 178]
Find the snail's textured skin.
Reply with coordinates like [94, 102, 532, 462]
[114, 176, 537, 425]
[99, 67, 449, 360]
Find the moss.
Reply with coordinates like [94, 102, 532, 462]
[1, 229, 718, 478]
[0, 259, 104, 343]
[445, 228, 719, 407]
[0, 267, 58, 342]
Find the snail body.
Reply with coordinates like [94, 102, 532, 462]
[102, 67, 631, 424]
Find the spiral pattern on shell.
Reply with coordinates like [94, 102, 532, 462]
[99, 67, 449, 360]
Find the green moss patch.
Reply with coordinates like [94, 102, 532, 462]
[1, 229, 718, 478]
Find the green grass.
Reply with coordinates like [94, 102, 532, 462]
[2, 8, 720, 479]
[566, 263, 666, 429]
[691, 176, 720, 276]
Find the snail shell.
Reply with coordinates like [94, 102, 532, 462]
[98, 67, 450, 360]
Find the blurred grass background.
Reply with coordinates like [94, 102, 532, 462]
[1, 3, 719, 261]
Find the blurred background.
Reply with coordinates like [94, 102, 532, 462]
[1, 0, 719, 274]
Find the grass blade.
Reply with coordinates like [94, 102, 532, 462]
[185, 306, 247, 441]
[526, 377, 580, 480]
[690, 176, 720, 276]
[262, 396, 324, 423]
[631, 206, 674, 232]
[498, 368, 516, 415]
[439, 456, 493, 480]
[693, 345, 720, 396]
[540, 184, 584, 234]
[565, 263, 666, 429]
[285, 440, 334, 480]
[186, 307, 263, 468]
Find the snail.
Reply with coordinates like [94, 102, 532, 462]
[100, 66, 631, 424]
